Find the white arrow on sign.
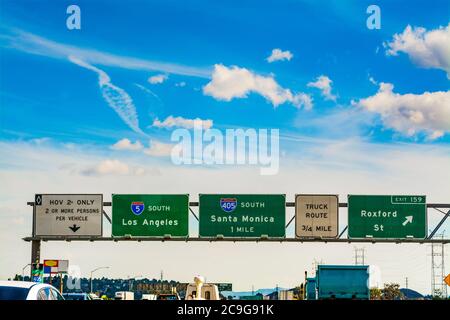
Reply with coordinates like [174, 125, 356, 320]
[402, 216, 413, 226]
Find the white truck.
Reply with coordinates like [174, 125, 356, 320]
[115, 291, 134, 300]
[185, 276, 220, 300]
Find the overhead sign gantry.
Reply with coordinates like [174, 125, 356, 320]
[25, 193, 450, 277]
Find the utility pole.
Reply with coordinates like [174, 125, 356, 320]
[405, 277, 408, 289]
[312, 259, 323, 276]
[276, 284, 279, 300]
[354, 247, 365, 265]
[430, 233, 447, 298]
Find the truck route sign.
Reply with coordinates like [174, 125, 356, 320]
[295, 194, 339, 238]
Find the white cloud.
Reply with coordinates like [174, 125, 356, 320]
[69, 56, 144, 134]
[143, 140, 174, 157]
[134, 83, 162, 102]
[81, 159, 145, 176]
[266, 48, 293, 63]
[111, 138, 143, 151]
[152, 116, 213, 130]
[385, 23, 450, 78]
[175, 82, 186, 87]
[354, 82, 450, 139]
[3, 29, 211, 78]
[307, 75, 337, 101]
[148, 74, 168, 84]
[203, 64, 312, 109]
[30, 137, 51, 145]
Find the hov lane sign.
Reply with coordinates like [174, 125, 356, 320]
[295, 195, 339, 238]
[348, 195, 427, 239]
[34, 194, 103, 237]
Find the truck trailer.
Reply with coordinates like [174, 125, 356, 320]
[307, 265, 370, 300]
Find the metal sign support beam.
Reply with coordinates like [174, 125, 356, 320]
[30, 239, 41, 277]
[102, 210, 112, 224]
[338, 226, 348, 239]
[427, 209, 450, 239]
[25, 199, 450, 267]
[22, 236, 450, 244]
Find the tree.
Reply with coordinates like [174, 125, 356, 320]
[382, 283, 404, 300]
[370, 287, 382, 300]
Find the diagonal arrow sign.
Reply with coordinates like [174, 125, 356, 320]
[402, 216, 413, 226]
[69, 224, 80, 232]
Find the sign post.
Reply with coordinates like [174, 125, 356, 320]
[199, 194, 286, 238]
[295, 195, 339, 238]
[348, 195, 427, 239]
[34, 194, 103, 237]
[112, 194, 189, 237]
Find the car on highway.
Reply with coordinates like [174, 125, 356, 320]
[63, 292, 93, 300]
[0, 281, 64, 300]
[156, 293, 180, 300]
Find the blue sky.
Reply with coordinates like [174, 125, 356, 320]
[0, 1, 449, 293]
[1, 0, 449, 147]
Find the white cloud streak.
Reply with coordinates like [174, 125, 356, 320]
[152, 116, 213, 130]
[385, 23, 450, 78]
[203, 64, 312, 109]
[81, 159, 145, 176]
[148, 74, 168, 84]
[111, 138, 143, 151]
[2, 29, 211, 78]
[143, 140, 174, 157]
[69, 56, 143, 134]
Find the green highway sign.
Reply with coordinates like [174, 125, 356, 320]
[348, 195, 427, 239]
[112, 194, 189, 237]
[199, 194, 286, 238]
[215, 283, 233, 292]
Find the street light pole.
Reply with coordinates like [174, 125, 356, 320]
[22, 263, 31, 280]
[90, 266, 109, 293]
[127, 275, 143, 291]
